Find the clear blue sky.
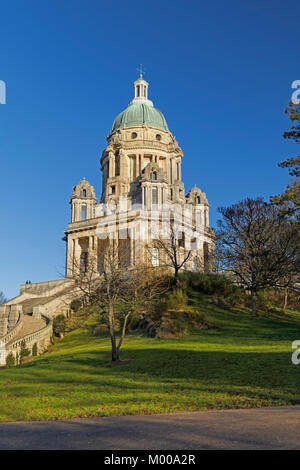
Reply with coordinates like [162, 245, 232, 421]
[0, 0, 299, 299]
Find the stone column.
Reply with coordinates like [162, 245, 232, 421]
[147, 185, 151, 211]
[94, 235, 98, 272]
[119, 149, 125, 178]
[76, 202, 82, 222]
[109, 152, 115, 178]
[141, 154, 144, 172]
[169, 158, 173, 184]
[88, 236, 94, 267]
[134, 155, 138, 179]
[205, 207, 209, 227]
[74, 238, 81, 272]
[66, 236, 74, 277]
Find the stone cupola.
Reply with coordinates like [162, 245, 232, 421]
[70, 179, 97, 222]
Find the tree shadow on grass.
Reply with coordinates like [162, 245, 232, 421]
[3, 348, 299, 401]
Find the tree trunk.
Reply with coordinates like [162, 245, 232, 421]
[283, 288, 288, 312]
[108, 304, 118, 361]
[117, 313, 130, 359]
[251, 291, 258, 316]
[174, 267, 179, 286]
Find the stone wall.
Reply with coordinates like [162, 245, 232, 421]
[6, 314, 53, 361]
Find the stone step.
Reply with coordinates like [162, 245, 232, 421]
[6, 315, 46, 346]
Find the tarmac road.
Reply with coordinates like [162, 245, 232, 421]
[0, 406, 299, 450]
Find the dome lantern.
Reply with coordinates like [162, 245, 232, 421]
[133, 76, 149, 102]
[111, 72, 169, 133]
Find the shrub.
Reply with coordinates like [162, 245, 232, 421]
[180, 272, 229, 295]
[53, 314, 67, 338]
[5, 353, 15, 368]
[32, 343, 38, 356]
[167, 289, 188, 311]
[20, 340, 30, 361]
[155, 309, 215, 339]
[70, 299, 82, 312]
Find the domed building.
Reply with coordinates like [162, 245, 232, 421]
[64, 74, 214, 276]
[0, 73, 214, 366]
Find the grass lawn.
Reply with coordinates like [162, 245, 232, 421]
[0, 295, 299, 422]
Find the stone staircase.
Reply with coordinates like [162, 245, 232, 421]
[6, 315, 45, 346]
[0, 278, 80, 365]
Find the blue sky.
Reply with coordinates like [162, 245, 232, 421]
[0, 0, 299, 299]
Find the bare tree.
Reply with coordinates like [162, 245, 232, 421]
[149, 222, 192, 285]
[0, 292, 7, 304]
[72, 242, 168, 361]
[217, 198, 300, 315]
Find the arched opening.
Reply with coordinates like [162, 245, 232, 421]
[81, 204, 87, 221]
[80, 252, 88, 273]
[152, 187, 158, 205]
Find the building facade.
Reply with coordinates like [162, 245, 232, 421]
[64, 74, 214, 276]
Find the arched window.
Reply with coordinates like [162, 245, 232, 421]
[82, 189, 87, 198]
[81, 204, 87, 221]
[80, 252, 88, 273]
[152, 187, 158, 205]
[151, 171, 157, 180]
[152, 248, 159, 267]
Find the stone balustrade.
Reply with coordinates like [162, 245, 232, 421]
[0, 307, 23, 344]
[6, 315, 53, 357]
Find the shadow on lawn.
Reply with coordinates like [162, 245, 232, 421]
[13, 347, 299, 398]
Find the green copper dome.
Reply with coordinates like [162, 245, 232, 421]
[111, 101, 169, 132]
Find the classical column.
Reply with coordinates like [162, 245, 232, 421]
[134, 155, 138, 179]
[169, 158, 173, 184]
[94, 235, 98, 271]
[66, 235, 74, 277]
[73, 238, 81, 272]
[205, 207, 209, 227]
[88, 236, 94, 268]
[109, 152, 115, 178]
[76, 202, 81, 222]
[119, 149, 125, 178]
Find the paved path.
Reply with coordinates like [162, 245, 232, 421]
[0, 406, 299, 450]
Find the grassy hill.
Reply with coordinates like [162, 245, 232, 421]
[0, 293, 299, 422]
